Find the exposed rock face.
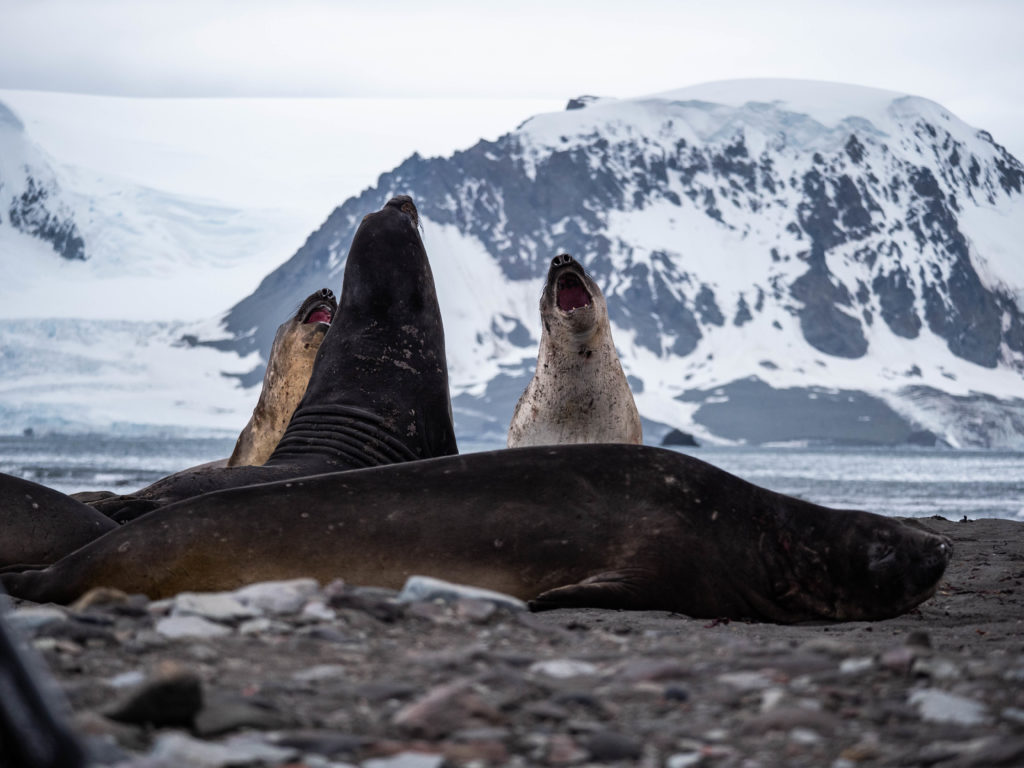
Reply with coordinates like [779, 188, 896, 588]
[211, 81, 1024, 447]
[0, 101, 86, 261]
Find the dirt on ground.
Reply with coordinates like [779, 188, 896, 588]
[5, 517, 1023, 767]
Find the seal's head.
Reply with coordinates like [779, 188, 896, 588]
[226, 287, 338, 467]
[298, 288, 336, 327]
[540, 253, 607, 340]
[772, 509, 953, 621]
[275, 194, 458, 464]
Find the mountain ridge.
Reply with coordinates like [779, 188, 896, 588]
[214, 79, 1024, 448]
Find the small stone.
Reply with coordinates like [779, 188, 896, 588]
[194, 692, 291, 737]
[397, 575, 527, 610]
[839, 731, 881, 761]
[105, 670, 145, 689]
[912, 657, 961, 680]
[905, 630, 932, 648]
[880, 645, 917, 672]
[363, 752, 444, 768]
[614, 658, 687, 682]
[406, 601, 452, 623]
[839, 657, 874, 674]
[292, 664, 347, 683]
[529, 659, 600, 679]
[393, 679, 502, 739]
[173, 591, 258, 622]
[8, 606, 67, 635]
[666, 752, 703, 768]
[789, 727, 822, 745]
[545, 733, 587, 765]
[271, 730, 371, 759]
[717, 671, 773, 690]
[454, 597, 497, 623]
[582, 730, 642, 761]
[301, 599, 336, 621]
[909, 689, 989, 725]
[238, 617, 274, 635]
[797, 637, 858, 657]
[155, 615, 231, 639]
[742, 706, 838, 735]
[104, 662, 202, 727]
[149, 732, 298, 767]
[230, 578, 319, 615]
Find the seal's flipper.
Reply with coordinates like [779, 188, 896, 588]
[528, 569, 656, 612]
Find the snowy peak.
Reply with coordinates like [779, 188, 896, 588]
[216, 80, 1024, 447]
[0, 99, 85, 261]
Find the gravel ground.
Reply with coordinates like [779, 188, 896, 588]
[6, 516, 1023, 767]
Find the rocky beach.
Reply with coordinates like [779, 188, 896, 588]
[5, 516, 1023, 767]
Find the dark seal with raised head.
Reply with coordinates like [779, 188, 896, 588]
[3, 444, 951, 623]
[90, 195, 457, 521]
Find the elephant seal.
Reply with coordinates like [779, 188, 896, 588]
[2, 444, 951, 623]
[508, 253, 641, 447]
[89, 195, 457, 522]
[227, 287, 337, 467]
[0, 473, 116, 568]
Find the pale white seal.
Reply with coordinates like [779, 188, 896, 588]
[508, 253, 642, 447]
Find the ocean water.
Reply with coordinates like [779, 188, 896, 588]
[1, 434, 1022, 521]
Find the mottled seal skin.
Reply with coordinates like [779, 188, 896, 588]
[227, 287, 337, 467]
[0, 473, 116, 568]
[3, 445, 951, 623]
[508, 253, 641, 447]
[89, 195, 457, 522]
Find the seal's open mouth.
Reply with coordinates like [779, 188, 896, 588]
[556, 273, 592, 312]
[304, 304, 334, 325]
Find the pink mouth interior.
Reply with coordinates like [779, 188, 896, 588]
[557, 274, 592, 312]
[305, 308, 333, 325]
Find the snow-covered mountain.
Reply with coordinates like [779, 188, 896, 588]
[214, 80, 1024, 448]
[0, 100, 85, 262]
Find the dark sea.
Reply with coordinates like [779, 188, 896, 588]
[1, 434, 1022, 521]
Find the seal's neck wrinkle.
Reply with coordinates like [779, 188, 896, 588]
[269, 405, 420, 467]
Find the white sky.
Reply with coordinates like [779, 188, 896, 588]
[0, 0, 1022, 159]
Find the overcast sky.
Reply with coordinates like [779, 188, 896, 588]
[1, 0, 1022, 158]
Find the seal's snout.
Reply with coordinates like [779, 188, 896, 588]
[298, 287, 338, 326]
[384, 194, 419, 228]
[548, 253, 593, 313]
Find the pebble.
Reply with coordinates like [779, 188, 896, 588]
[172, 591, 259, 622]
[231, 578, 320, 615]
[149, 732, 298, 767]
[363, 752, 445, 768]
[908, 688, 990, 725]
[104, 663, 202, 727]
[396, 575, 527, 610]
[392, 678, 502, 739]
[529, 659, 600, 679]
[155, 615, 231, 639]
[9, 606, 67, 634]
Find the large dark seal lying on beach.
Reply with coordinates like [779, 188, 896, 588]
[508, 253, 641, 447]
[89, 195, 458, 522]
[2, 445, 951, 623]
